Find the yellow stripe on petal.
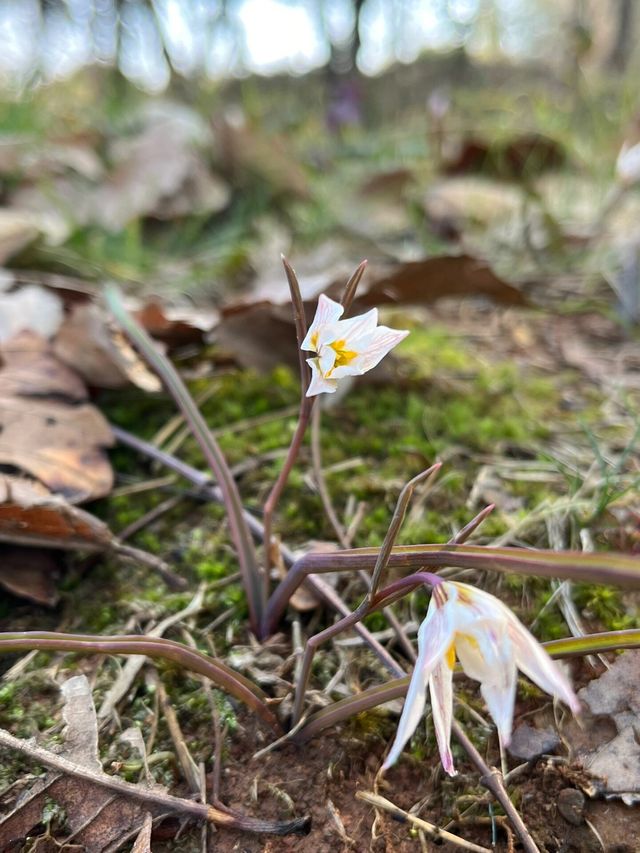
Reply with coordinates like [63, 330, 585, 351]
[446, 643, 456, 669]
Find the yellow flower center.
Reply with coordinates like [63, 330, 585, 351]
[329, 339, 358, 369]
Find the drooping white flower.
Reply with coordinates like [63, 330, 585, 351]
[616, 141, 640, 186]
[383, 580, 580, 776]
[301, 294, 409, 397]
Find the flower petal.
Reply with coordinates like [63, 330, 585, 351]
[301, 295, 343, 352]
[353, 326, 409, 373]
[318, 345, 337, 376]
[306, 358, 338, 397]
[316, 308, 379, 349]
[506, 615, 581, 714]
[455, 614, 519, 745]
[429, 658, 456, 776]
[384, 589, 455, 769]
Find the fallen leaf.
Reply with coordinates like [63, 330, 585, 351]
[0, 330, 87, 400]
[216, 255, 525, 371]
[571, 651, 640, 804]
[135, 299, 213, 349]
[0, 475, 184, 594]
[54, 302, 161, 392]
[0, 392, 114, 502]
[331, 254, 527, 311]
[0, 675, 156, 851]
[0, 545, 60, 606]
[443, 132, 566, 179]
[0, 675, 311, 847]
[216, 300, 300, 371]
[0, 475, 115, 550]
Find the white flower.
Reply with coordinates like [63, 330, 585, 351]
[301, 294, 409, 397]
[616, 141, 640, 186]
[383, 581, 580, 776]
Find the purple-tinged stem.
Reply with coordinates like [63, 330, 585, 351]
[0, 632, 281, 732]
[290, 467, 439, 725]
[264, 543, 640, 635]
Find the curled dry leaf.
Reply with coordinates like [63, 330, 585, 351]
[134, 298, 216, 349]
[0, 475, 114, 550]
[0, 675, 311, 846]
[0, 675, 157, 851]
[54, 301, 161, 391]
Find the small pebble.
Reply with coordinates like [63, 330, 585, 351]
[557, 788, 585, 826]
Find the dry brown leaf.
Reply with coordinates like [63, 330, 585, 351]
[329, 254, 527, 310]
[217, 255, 525, 371]
[0, 675, 310, 847]
[135, 299, 212, 349]
[0, 475, 115, 550]
[54, 301, 161, 391]
[0, 393, 113, 502]
[0, 545, 60, 606]
[0, 330, 87, 400]
[0, 675, 155, 852]
[442, 132, 566, 179]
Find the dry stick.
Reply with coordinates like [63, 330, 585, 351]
[450, 723, 539, 853]
[261, 259, 368, 586]
[105, 284, 264, 635]
[311, 401, 417, 662]
[291, 465, 441, 725]
[356, 791, 491, 853]
[150, 670, 202, 795]
[0, 728, 310, 836]
[111, 426, 404, 676]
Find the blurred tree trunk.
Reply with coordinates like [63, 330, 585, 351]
[607, 0, 634, 72]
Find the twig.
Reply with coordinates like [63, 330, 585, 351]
[0, 728, 310, 835]
[356, 791, 491, 853]
[150, 669, 201, 795]
[450, 721, 540, 853]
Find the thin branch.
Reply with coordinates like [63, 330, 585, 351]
[357, 791, 491, 853]
[0, 728, 310, 836]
